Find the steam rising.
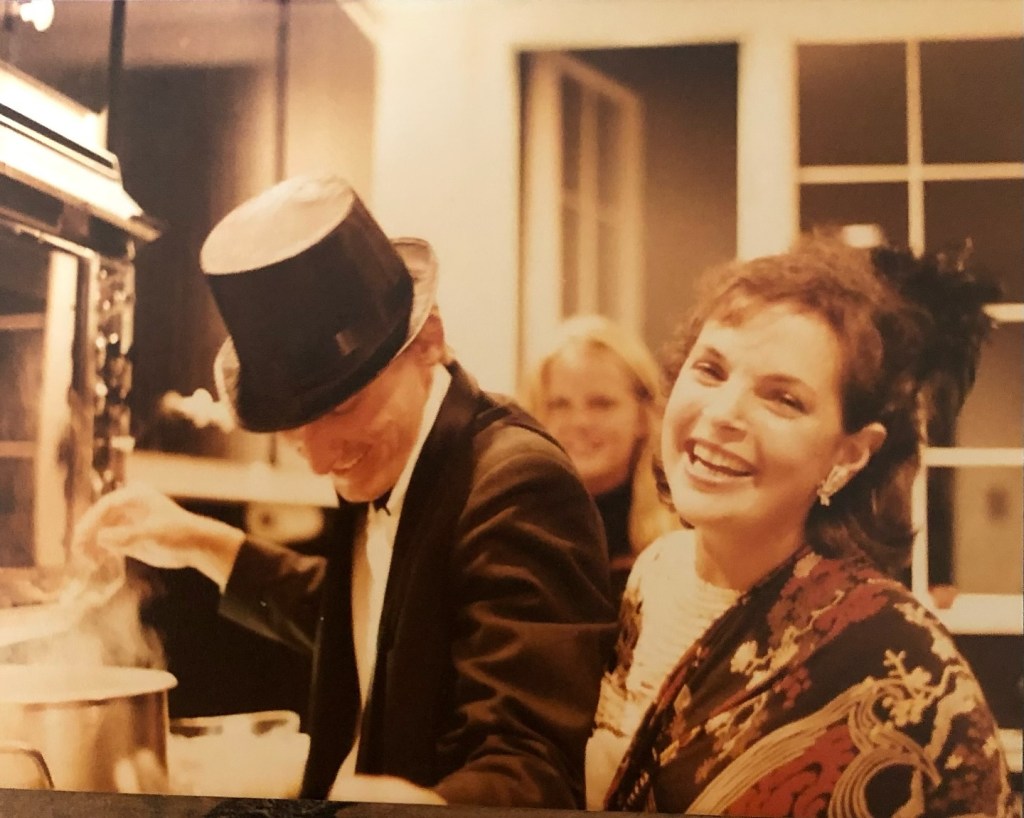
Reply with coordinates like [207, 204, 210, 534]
[0, 565, 166, 670]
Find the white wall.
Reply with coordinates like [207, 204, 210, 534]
[362, 3, 523, 393]
[358, 0, 1022, 393]
[285, 3, 376, 195]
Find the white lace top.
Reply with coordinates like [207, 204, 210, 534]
[585, 530, 740, 810]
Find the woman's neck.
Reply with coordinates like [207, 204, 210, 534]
[694, 523, 805, 591]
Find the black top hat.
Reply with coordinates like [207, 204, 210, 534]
[200, 174, 438, 433]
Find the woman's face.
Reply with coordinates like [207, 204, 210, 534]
[661, 302, 856, 545]
[542, 345, 647, 496]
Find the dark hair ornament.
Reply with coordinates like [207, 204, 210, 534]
[871, 240, 1001, 421]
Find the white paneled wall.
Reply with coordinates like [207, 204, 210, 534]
[355, 0, 1022, 392]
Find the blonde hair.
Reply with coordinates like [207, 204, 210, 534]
[522, 315, 679, 556]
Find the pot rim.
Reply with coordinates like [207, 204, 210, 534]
[0, 663, 177, 704]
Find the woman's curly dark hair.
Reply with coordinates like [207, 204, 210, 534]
[654, 234, 998, 575]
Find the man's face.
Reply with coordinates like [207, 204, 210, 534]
[280, 350, 433, 503]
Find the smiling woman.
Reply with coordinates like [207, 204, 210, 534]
[586, 235, 1017, 817]
[660, 303, 884, 590]
[522, 315, 679, 601]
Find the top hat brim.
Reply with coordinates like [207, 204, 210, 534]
[213, 237, 439, 432]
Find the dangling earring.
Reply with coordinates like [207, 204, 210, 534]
[816, 467, 844, 507]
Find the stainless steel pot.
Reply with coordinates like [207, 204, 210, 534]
[0, 663, 176, 792]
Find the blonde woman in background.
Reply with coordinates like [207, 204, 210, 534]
[523, 315, 679, 601]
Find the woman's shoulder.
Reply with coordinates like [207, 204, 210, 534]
[787, 553, 974, 673]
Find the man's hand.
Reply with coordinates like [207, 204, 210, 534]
[72, 484, 245, 591]
[329, 774, 447, 806]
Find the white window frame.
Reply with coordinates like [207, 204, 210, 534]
[794, 39, 1024, 635]
[521, 51, 644, 368]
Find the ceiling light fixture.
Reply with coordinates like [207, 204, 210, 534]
[4, 0, 55, 33]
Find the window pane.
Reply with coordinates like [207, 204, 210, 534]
[561, 76, 582, 193]
[597, 221, 619, 316]
[927, 466, 1024, 595]
[921, 38, 1024, 164]
[800, 183, 908, 247]
[940, 466, 1023, 595]
[798, 43, 907, 165]
[925, 180, 1023, 301]
[561, 204, 579, 316]
[925, 468, 956, 586]
[956, 322, 1023, 448]
[596, 96, 622, 208]
[0, 232, 49, 443]
[0, 460, 35, 566]
[0, 329, 43, 441]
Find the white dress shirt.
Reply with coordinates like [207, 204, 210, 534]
[335, 363, 452, 782]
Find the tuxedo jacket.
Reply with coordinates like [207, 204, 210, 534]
[220, 362, 617, 808]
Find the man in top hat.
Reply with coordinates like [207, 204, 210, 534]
[74, 174, 617, 808]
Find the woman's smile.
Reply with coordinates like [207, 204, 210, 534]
[685, 439, 755, 482]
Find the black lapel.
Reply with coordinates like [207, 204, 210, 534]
[300, 501, 365, 799]
[379, 363, 484, 646]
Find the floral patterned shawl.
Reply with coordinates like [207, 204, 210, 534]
[603, 546, 1018, 817]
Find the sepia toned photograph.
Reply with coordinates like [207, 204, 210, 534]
[0, 1, 1020, 816]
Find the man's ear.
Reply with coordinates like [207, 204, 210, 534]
[409, 310, 446, 366]
[836, 421, 887, 481]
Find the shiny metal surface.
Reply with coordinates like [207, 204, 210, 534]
[0, 664, 175, 792]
